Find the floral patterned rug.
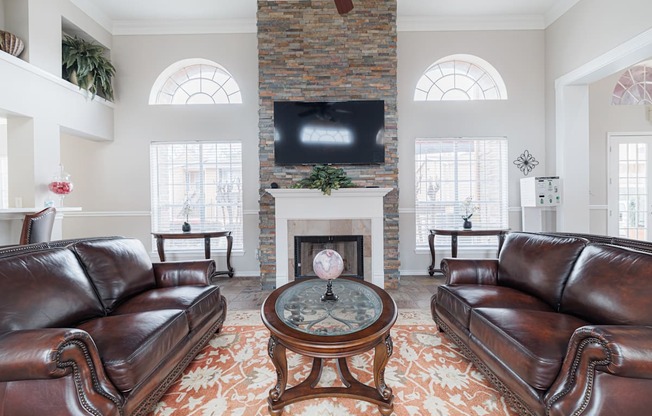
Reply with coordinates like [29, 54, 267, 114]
[153, 310, 517, 416]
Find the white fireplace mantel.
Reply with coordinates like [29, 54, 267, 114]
[267, 188, 392, 288]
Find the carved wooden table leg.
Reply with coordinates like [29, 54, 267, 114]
[374, 333, 394, 415]
[267, 336, 287, 416]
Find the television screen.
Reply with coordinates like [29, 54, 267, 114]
[273, 100, 385, 165]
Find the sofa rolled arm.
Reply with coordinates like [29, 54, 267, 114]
[545, 325, 652, 415]
[153, 259, 216, 287]
[440, 258, 499, 285]
[0, 328, 123, 412]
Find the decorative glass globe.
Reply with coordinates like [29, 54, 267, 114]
[313, 249, 344, 302]
[313, 249, 344, 280]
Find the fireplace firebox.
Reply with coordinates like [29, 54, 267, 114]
[294, 235, 363, 280]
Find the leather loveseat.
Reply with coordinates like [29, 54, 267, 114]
[432, 232, 652, 416]
[0, 237, 227, 416]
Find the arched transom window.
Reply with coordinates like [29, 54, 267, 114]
[612, 62, 652, 105]
[414, 54, 508, 101]
[149, 58, 242, 105]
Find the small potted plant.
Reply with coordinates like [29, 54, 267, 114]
[62, 35, 115, 101]
[292, 165, 354, 195]
[179, 195, 193, 232]
[461, 197, 479, 229]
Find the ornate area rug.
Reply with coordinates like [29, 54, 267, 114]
[153, 310, 517, 416]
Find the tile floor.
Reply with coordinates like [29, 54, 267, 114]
[211, 274, 444, 312]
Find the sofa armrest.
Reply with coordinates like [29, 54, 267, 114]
[0, 328, 123, 410]
[0, 328, 77, 381]
[440, 258, 499, 285]
[153, 259, 216, 287]
[545, 325, 652, 415]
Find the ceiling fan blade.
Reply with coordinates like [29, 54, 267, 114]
[334, 0, 354, 15]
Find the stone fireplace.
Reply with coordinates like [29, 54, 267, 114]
[268, 188, 391, 288]
[257, 0, 399, 289]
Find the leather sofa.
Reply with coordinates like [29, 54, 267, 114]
[0, 237, 227, 416]
[432, 232, 652, 416]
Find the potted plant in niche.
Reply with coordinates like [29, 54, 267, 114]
[62, 35, 115, 101]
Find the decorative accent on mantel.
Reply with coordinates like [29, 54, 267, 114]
[267, 188, 392, 289]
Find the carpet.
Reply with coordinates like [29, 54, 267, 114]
[153, 310, 518, 416]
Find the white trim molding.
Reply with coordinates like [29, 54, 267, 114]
[64, 210, 150, 217]
[398, 15, 544, 32]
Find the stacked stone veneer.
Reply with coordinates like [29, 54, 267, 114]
[257, 0, 399, 289]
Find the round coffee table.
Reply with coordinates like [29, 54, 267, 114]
[261, 277, 397, 416]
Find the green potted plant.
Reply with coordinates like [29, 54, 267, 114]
[292, 164, 355, 195]
[62, 35, 115, 101]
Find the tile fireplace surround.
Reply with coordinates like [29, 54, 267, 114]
[267, 188, 392, 288]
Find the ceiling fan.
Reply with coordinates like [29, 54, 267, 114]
[334, 0, 354, 15]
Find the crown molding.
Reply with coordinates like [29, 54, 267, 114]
[397, 14, 545, 32]
[544, 0, 583, 28]
[112, 18, 257, 36]
[70, 0, 114, 33]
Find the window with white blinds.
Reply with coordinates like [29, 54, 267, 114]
[150, 141, 243, 251]
[415, 138, 508, 248]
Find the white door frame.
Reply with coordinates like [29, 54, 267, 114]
[607, 132, 652, 237]
[555, 28, 652, 232]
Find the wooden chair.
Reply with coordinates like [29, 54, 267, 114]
[19, 207, 56, 245]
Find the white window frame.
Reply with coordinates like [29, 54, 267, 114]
[414, 54, 508, 101]
[415, 137, 509, 248]
[149, 58, 243, 105]
[150, 141, 243, 252]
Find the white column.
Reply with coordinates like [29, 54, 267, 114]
[555, 85, 590, 232]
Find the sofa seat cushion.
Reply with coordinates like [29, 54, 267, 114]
[113, 286, 222, 330]
[77, 310, 189, 392]
[437, 285, 554, 330]
[470, 307, 588, 390]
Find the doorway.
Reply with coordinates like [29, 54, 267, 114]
[608, 134, 652, 239]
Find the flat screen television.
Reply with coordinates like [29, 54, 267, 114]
[273, 100, 385, 165]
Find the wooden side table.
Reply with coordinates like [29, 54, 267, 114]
[151, 231, 234, 277]
[428, 228, 509, 276]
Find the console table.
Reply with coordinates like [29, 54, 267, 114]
[152, 231, 234, 277]
[428, 228, 509, 276]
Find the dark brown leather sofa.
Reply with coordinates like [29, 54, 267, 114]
[0, 237, 227, 416]
[432, 232, 652, 416]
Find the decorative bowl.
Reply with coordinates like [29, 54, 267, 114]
[0, 31, 25, 57]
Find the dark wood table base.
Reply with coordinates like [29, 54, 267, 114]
[428, 228, 509, 276]
[266, 334, 394, 416]
[152, 231, 234, 277]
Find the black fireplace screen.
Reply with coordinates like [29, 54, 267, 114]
[294, 235, 364, 279]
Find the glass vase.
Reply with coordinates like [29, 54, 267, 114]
[48, 165, 73, 207]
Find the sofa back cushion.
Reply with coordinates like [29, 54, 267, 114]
[72, 238, 156, 312]
[560, 244, 652, 325]
[0, 248, 104, 332]
[497, 233, 587, 309]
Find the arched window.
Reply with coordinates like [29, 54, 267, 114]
[612, 62, 652, 105]
[414, 54, 508, 101]
[149, 58, 242, 105]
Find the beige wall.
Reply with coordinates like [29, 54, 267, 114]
[545, 0, 652, 233]
[62, 33, 261, 275]
[545, 0, 652, 174]
[397, 29, 546, 273]
[588, 71, 652, 234]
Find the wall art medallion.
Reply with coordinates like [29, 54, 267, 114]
[513, 150, 539, 176]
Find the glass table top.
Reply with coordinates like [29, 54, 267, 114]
[275, 279, 383, 336]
